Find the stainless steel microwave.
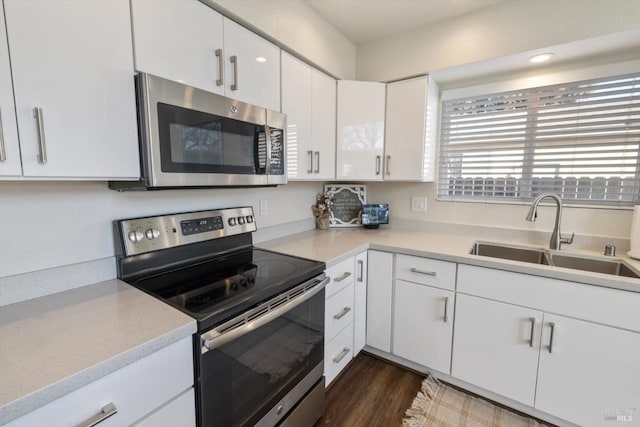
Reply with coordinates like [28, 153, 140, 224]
[109, 73, 286, 190]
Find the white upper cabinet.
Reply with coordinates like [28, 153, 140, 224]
[131, 1, 280, 111]
[336, 80, 386, 181]
[223, 18, 280, 111]
[0, 3, 20, 177]
[130, 0, 225, 95]
[281, 52, 336, 180]
[384, 76, 438, 181]
[4, 0, 139, 179]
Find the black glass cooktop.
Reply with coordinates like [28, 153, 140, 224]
[131, 248, 325, 330]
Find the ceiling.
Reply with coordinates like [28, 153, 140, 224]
[303, 0, 512, 45]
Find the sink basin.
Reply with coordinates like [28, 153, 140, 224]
[470, 241, 640, 279]
[470, 242, 550, 265]
[547, 254, 640, 278]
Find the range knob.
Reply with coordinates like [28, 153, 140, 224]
[228, 217, 237, 226]
[238, 216, 246, 225]
[145, 228, 160, 240]
[127, 230, 144, 243]
[246, 215, 254, 223]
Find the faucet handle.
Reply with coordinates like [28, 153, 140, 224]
[560, 232, 575, 245]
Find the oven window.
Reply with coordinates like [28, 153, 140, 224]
[157, 103, 266, 174]
[197, 289, 324, 427]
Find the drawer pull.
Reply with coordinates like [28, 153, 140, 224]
[548, 322, 556, 353]
[76, 402, 118, 427]
[333, 306, 352, 320]
[332, 347, 351, 363]
[528, 317, 536, 347]
[443, 297, 449, 323]
[334, 272, 352, 282]
[357, 259, 364, 282]
[410, 268, 437, 277]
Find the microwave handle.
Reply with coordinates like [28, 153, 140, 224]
[264, 124, 272, 174]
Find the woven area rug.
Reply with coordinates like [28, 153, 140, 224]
[403, 375, 547, 427]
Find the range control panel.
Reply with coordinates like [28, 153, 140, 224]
[118, 207, 257, 256]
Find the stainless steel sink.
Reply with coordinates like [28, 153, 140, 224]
[470, 241, 640, 279]
[470, 242, 550, 265]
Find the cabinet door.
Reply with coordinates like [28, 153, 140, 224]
[0, 3, 21, 177]
[336, 80, 385, 180]
[5, 0, 139, 179]
[131, 0, 224, 95]
[366, 250, 393, 352]
[393, 280, 454, 374]
[311, 68, 336, 180]
[281, 52, 313, 180]
[353, 251, 368, 355]
[536, 314, 640, 426]
[223, 18, 280, 111]
[451, 294, 542, 406]
[384, 77, 427, 181]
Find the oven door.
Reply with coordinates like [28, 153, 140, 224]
[196, 275, 327, 427]
[138, 72, 286, 188]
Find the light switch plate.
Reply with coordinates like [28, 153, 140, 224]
[411, 196, 427, 212]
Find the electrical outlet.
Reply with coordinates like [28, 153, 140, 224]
[259, 199, 268, 216]
[411, 196, 427, 212]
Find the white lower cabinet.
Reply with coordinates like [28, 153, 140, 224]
[6, 337, 195, 427]
[325, 321, 354, 386]
[132, 388, 195, 427]
[535, 314, 640, 427]
[353, 251, 368, 355]
[451, 294, 543, 406]
[393, 280, 454, 374]
[365, 250, 393, 352]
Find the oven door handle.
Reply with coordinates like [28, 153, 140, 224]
[200, 276, 329, 353]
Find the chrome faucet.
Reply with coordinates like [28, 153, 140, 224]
[525, 193, 574, 250]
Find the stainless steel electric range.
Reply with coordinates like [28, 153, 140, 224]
[114, 207, 327, 427]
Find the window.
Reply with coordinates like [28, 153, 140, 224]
[437, 72, 640, 206]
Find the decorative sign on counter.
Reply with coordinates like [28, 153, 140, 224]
[324, 184, 366, 227]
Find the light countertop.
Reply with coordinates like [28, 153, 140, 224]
[257, 227, 640, 293]
[0, 279, 196, 425]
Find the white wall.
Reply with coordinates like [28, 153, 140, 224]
[0, 181, 322, 277]
[356, 0, 640, 82]
[204, 0, 356, 79]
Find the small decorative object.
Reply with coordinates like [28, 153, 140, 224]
[312, 192, 333, 230]
[324, 184, 367, 227]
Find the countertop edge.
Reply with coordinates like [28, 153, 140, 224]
[0, 314, 196, 425]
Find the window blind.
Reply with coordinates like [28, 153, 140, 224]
[438, 72, 640, 206]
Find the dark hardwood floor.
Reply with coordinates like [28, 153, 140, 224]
[315, 352, 424, 427]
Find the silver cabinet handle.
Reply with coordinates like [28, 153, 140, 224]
[333, 306, 352, 320]
[332, 347, 351, 363]
[215, 48, 224, 86]
[33, 107, 47, 164]
[528, 317, 536, 347]
[76, 402, 118, 427]
[0, 111, 6, 161]
[307, 150, 313, 174]
[230, 55, 238, 91]
[375, 155, 381, 175]
[334, 272, 351, 282]
[548, 322, 555, 353]
[410, 268, 437, 276]
[443, 297, 449, 323]
[386, 155, 391, 175]
[314, 151, 320, 173]
[357, 259, 364, 282]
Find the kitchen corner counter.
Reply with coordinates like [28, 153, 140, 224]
[257, 227, 640, 293]
[0, 279, 196, 425]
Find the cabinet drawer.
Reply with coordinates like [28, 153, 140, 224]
[132, 388, 195, 427]
[325, 282, 354, 342]
[396, 254, 456, 290]
[325, 324, 354, 386]
[7, 337, 193, 427]
[325, 256, 355, 298]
